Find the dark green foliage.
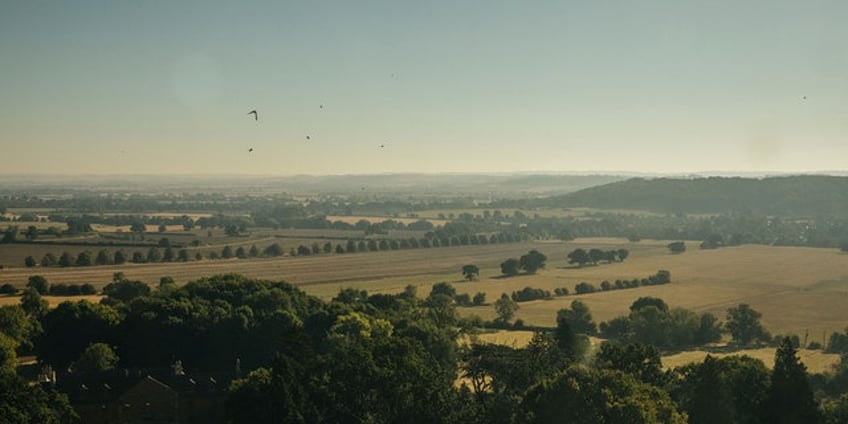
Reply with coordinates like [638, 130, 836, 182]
[95, 249, 111, 265]
[826, 327, 848, 353]
[429, 282, 456, 299]
[40, 253, 57, 267]
[263, 243, 283, 257]
[574, 281, 596, 294]
[557, 300, 596, 335]
[24, 256, 36, 267]
[472, 292, 486, 305]
[0, 284, 17, 295]
[761, 338, 821, 424]
[20, 288, 48, 318]
[0, 372, 79, 423]
[594, 342, 665, 387]
[521, 367, 686, 424]
[726, 304, 771, 346]
[102, 279, 151, 303]
[146, 246, 162, 262]
[222, 245, 234, 258]
[0, 226, 18, 243]
[71, 342, 118, 374]
[462, 264, 479, 281]
[671, 355, 770, 424]
[58, 251, 73, 267]
[500, 258, 520, 275]
[494, 293, 519, 324]
[334, 287, 368, 304]
[601, 300, 722, 349]
[519, 249, 547, 273]
[511, 287, 551, 302]
[667, 241, 686, 253]
[35, 300, 120, 369]
[588, 248, 605, 265]
[75, 250, 92, 266]
[27, 275, 49, 295]
[631, 297, 669, 313]
[567, 248, 591, 267]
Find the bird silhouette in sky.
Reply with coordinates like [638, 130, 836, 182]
[379, 144, 385, 148]
[319, 104, 323, 109]
[803, 96, 807, 100]
[248, 148, 253, 152]
[306, 136, 311, 141]
[247, 110, 258, 120]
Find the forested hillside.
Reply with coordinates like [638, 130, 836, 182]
[539, 176, 848, 216]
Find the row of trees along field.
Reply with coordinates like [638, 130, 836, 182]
[2, 274, 848, 422]
[16, 231, 529, 269]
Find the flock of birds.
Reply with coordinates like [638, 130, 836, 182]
[244, 106, 385, 153]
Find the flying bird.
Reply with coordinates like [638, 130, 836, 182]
[306, 136, 311, 140]
[379, 144, 385, 148]
[319, 104, 323, 109]
[803, 96, 807, 100]
[247, 110, 258, 120]
[248, 148, 253, 152]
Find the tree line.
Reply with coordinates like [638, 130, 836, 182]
[1, 274, 847, 422]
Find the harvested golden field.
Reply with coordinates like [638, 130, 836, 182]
[662, 348, 841, 374]
[3, 239, 846, 342]
[0, 238, 647, 292]
[464, 330, 841, 374]
[454, 244, 848, 344]
[0, 294, 102, 308]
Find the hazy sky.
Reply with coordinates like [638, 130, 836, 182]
[1, 1, 847, 175]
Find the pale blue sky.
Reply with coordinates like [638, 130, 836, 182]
[1, 1, 846, 175]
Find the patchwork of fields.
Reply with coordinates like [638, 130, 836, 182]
[2, 237, 847, 346]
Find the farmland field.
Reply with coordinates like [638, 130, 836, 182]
[2, 238, 847, 343]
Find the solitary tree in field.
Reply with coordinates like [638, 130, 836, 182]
[249, 244, 259, 257]
[617, 248, 630, 261]
[25, 226, 38, 240]
[462, 264, 480, 281]
[667, 241, 686, 254]
[24, 256, 36, 268]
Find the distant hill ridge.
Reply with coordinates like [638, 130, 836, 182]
[540, 175, 848, 216]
